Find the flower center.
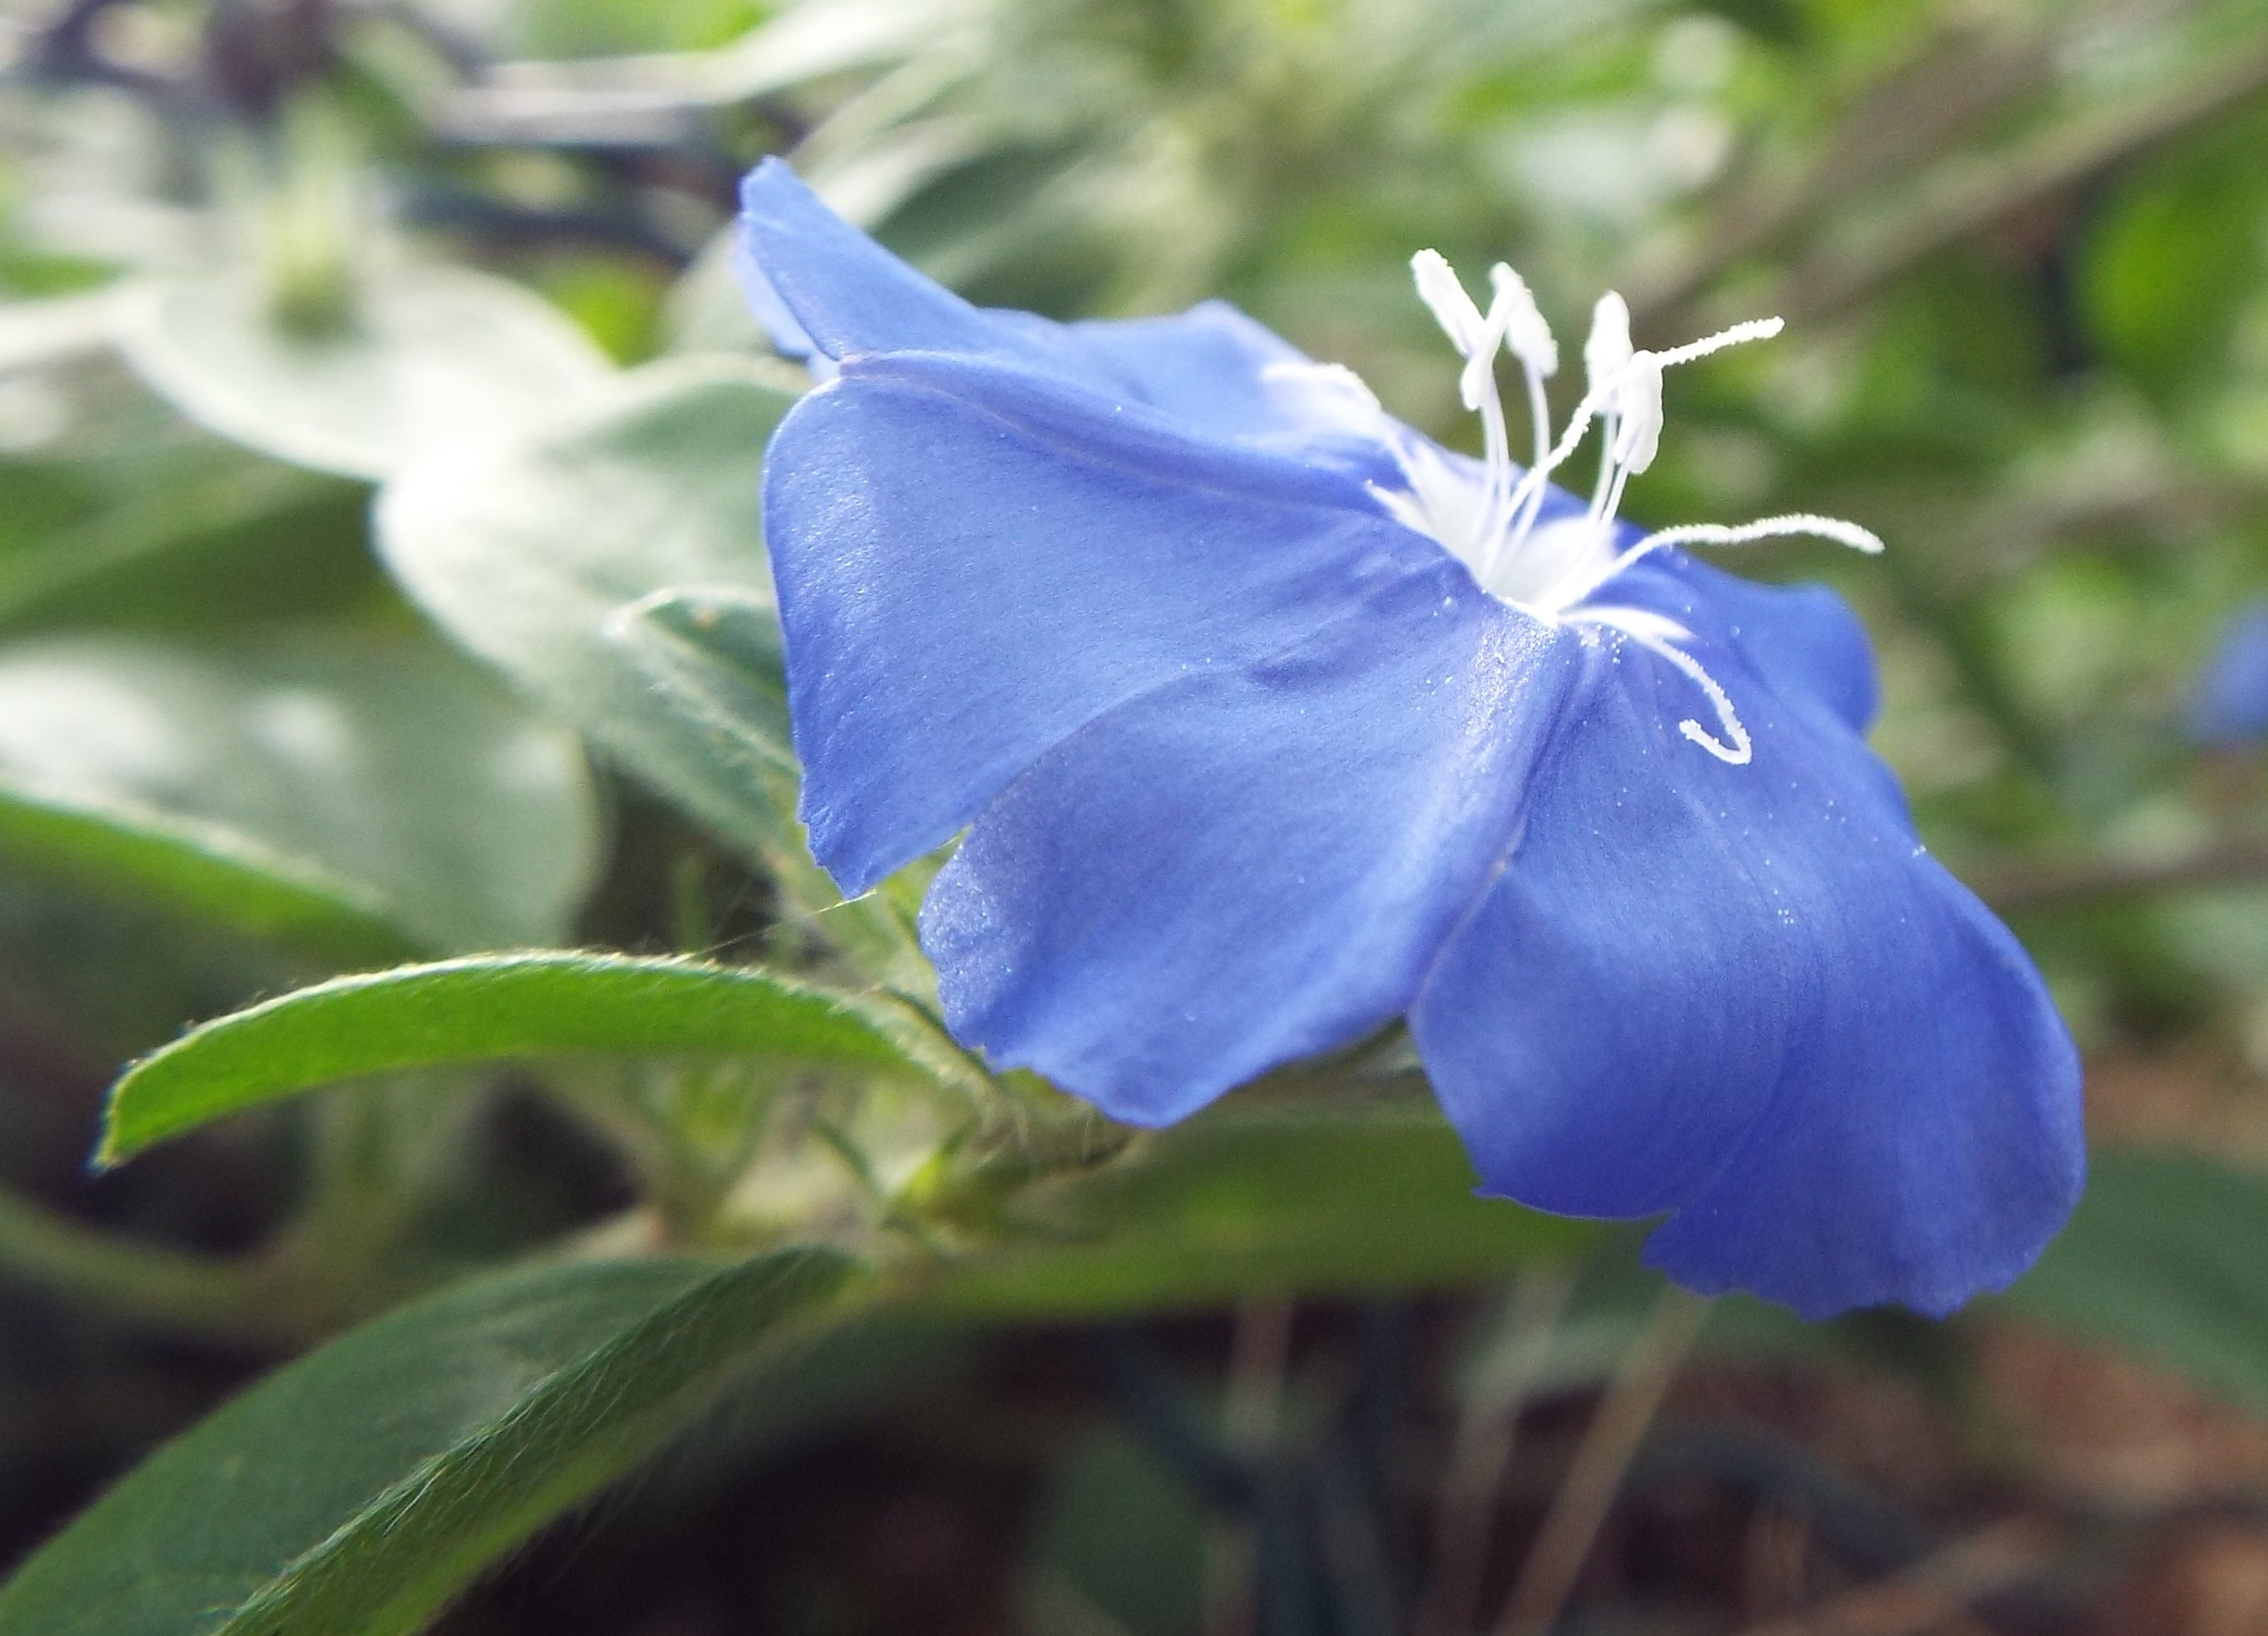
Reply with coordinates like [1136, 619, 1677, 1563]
[1265, 253, 1883, 766]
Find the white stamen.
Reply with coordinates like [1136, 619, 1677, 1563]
[1553, 513, 1886, 613]
[1488, 263, 1557, 378]
[1460, 318, 1509, 414]
[1651, 316, 1783, 368]
[1608, 352, 1666, 474]
[1373, 260, 1866, 769]
[1502, 315, 1784, 545]
[1411, 249, 1488, 358]
[1465, 266, 1555, 564]
[1582, 607, 1753, 765]
[1582, 294, 1635, 514]
[1584, 292, 1633, 395]
[1656, 641, 1754, 764]
[1625, 513, 1887, 558]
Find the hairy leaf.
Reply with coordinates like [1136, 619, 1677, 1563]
[104, 951, 981, 1162]
[0, 1251, 851, 1636]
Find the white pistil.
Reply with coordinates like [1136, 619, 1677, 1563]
[1383, 253, 1877, 767]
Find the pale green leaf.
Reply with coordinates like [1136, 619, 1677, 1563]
[376, 356, 926, 986]
[116, 266, 613, 480]
[1999, 1148, 2268, 1415]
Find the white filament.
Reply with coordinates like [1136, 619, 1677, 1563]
[1557, 513, 1886, 614]
[1579, 607, 1753, 765]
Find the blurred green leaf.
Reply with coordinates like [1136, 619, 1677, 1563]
[377, 356, 787, 831]
[1691, 0, 1801, 45]
[2000, 1148, 2268, 1415]
[935, 1108, 1599, 1317]
[1022, 1428, 1207, 1636]
[376, 356, 927, 986]
[500, 0, 765, 58]
[103, 951, 981, 1163]
[0, 784, 419, 970]
[0, 445, 376, 636]
[490, 0, 958, 96]
[116, 267, 614, 480]
[2079, 113, 2268, 395]
[0, 1250, 852, 1636]
[607, 587, 793, 779]
[0, 637, 599, 956]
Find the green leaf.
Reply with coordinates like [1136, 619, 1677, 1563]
[2079, 111, 2268, 395]
[116, 266, 615, 480]
[1998, 1147, 2268, 1415]
[0, 1250, 851, 1636]
[0, 440, 374, 636]
[936, 1107, 1599, 1316]
[0, 784, 418, 968]
[376, 356, 786, 816]
[102, 951, 980, 1162]
[0, 636, 600, 956]
[493, 0, 951, 104]
[376, 356, 926, 986]
[607, 587, 792, 771]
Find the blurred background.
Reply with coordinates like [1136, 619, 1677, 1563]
[7, 0, 2268, 1631]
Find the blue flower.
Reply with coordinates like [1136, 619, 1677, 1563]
[738, 159, 2083, 1319]
[2191, 601, 2268, 747]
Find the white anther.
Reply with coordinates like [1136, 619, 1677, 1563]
[1584, 292, 1633, 397]
[1488, 263, 1557, 378]
[1608, 352, 1665, 474]
[1385, 252, 1872, 766]
[1411, 249, 1488, 357]
[1509, 310, 1784, 517]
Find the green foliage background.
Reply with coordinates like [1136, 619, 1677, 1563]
[0, 0, 2266, 1630]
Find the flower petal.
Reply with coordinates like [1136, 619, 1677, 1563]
[1059, 302, 1313, 437]
[740, 161, 1397, 451]
[731, 228, 829, 375]
[1410, 623, 2080, 1318]
[762, 351, 1449, 894]
[922, 567, 1577, 1124]
[739, 159, 1054, 368]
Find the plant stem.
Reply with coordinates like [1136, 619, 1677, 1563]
[1731, 1516, 2059, 1636]
[1423, 1273, 1572, 1636]
[1976, 831, 2268, 911]
[1765, 32, 2268, 330]
[0, 1183, 323, 1346]
[1492, 1285, 1711, 1636]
